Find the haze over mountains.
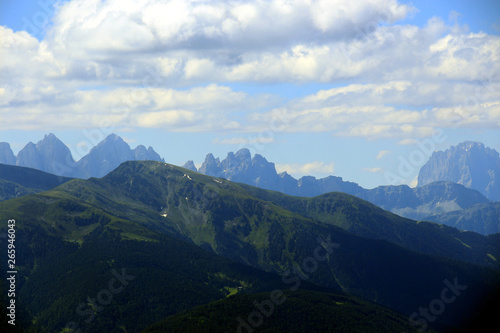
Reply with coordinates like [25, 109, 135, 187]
[418, 141, 500, 201]
[185, 142, 499, 234]
[0, 133, 164, 179]
[1, 160, 498, 332]
[187, 141, 500, 201]
[1, 134, 498, 234]
[0, 135, 499, 332]
[0, 164, 73, 201]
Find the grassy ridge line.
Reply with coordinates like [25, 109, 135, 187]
[0, 160, 498, 331]
[236, 182, 500, 268]
[53, 162, 500, 328]
[142, 289, 433, 333]
[0, 223, 328, 332]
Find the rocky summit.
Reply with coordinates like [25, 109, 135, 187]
[417, 141, 500, 201]
[0, 133, 164, 179]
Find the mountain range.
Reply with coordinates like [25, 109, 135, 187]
[0, 164, 73, 201]
[185, 145, 499, 235]
[0, 160, 498, 332]
[0, 133, 164, 179]
[183, 149, 364, 197]
[418, 141, 500, 201]
[185, 141, 500, 201]
[0, 134, 498, 332]
[1, 134, 498, 235]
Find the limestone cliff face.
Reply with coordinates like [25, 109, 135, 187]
[417, 141, 500, 201]
[12, 133, 164, 179]
[0, 142, 16, 165]
[76, 134, 165, 178]
[196, 149, 283, 191]
[194, 149, 362, 196]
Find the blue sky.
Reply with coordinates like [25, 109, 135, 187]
[1, 0, 499, 188]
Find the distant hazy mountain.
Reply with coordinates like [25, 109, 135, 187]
[193, 149, 286, 191]
[1, 133, 164, 179]
[185, 149, 493, 230]
[76, 133, 135, 178]
[184, 149, 363, 196]
[418, 141, 500, 201]
[0, 142, 16, 165]
[426, 202, 500, 235]
[361, 181, 491, 222]
[76, 134, 164, 178]
[16, 133, 77, 177]
[1, 160, 496, 332]
[182, 160, 197, 172]
[0, 163, 73, 201]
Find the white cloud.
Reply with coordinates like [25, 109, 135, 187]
[398, 138, 417, 145]
[376, 150, 390, 159]
[276, 161, 335, 176]
[46, 0, 412, 48]
[363, 167, 384, 173]
[0, 83, 265, 131]
[246, 76, 500, 139]
[136, 110, 197, 127]
[409, 176, 419, 188]
[1, 0, 500, 139]
[33, 0, 418, 84]
[212, 137, 274, 145]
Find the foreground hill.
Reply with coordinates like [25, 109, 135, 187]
[3, 135, 496, 234]
[237, 182, 499, 267]
[0, 219, 315, 332]
[187, 148, 497, 234]
[142, 289, 435, 333]
[1, 161, 497, 331]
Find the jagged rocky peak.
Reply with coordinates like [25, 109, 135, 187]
[134, 145, 149, 158]
[134, 145, 165, 162]
[182, 160, 198, 172]
[252, 153, 274, 168]
[37, 133, 62, 147]
[3, 133, 165, 179]
[459, 141, 484, 150]
[192, 149, 360, 196]
[84, 133, 134, 161]
[77, 133, 164, 178]
[250, 154, 278, 178]
[278, 171, 294, 180]
[37, 133, 76, 165]
[146, 146, 164, 161]
[101, 133, 128, 146]
[16, 142, 43, 169]
[236, 148, 252, 160]
[0, 142, 16, 165]
[417, 141, 500, 201]
[222, 149, 252, 171]
[203, 153, 219, 165]
[198, 153, 222, 177]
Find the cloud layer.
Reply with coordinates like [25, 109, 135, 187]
[276, 161, 335, 176]
[1, 0, 499, 139]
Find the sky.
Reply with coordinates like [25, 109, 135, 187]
[0, 0, 499, 189]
